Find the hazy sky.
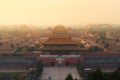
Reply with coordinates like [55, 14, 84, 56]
[0, 0, 120, 25]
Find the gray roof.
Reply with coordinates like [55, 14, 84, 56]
[0, 56, 36, 63]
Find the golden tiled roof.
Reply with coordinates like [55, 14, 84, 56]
[44, 38, 78, 44]
[51, 33, 70, 38]
[51, 25, 70, 38]
[41, 25, 89, 51]
[40, 45, 88, 51]
[53, 25, 67, 33]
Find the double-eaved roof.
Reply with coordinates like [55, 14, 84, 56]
[40, 25, 88, 51]
[41, 45, 88, 51]
[44, 38, 77, 45]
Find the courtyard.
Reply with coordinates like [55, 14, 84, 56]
[39, 67, 81, 80]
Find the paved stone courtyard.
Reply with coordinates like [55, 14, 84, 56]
[39, 67, 81, 80]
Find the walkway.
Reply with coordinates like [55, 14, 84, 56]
[39, 67, 81, 80]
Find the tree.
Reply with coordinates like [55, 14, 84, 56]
[19, 73, 27, 80]
[103, 73, 112, 80]
[99, 32, 106, 39]
[114, 38, 120, 42]
[87, 68, 104, 80]
[112, 66, 120, 80]
[75, 78, 78, 80]
[76, 62, 84, 77]
[10, 43, 14, 48]
[34, 61, 43, 80]
[0, 42, 2, 46]
[35, 44, 40, 50]
[86, 66, 120, 80]
[88, 46, 102, 52]
[65, 74, 73, 80]
[28, 47, 35, 52]
[87, 72, 95, 80]
[104, 43, 109, 48]
[78, 44, 85, 48]
[15, 47, 23, 52]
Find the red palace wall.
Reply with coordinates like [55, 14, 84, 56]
[38, 57, 80, 67]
